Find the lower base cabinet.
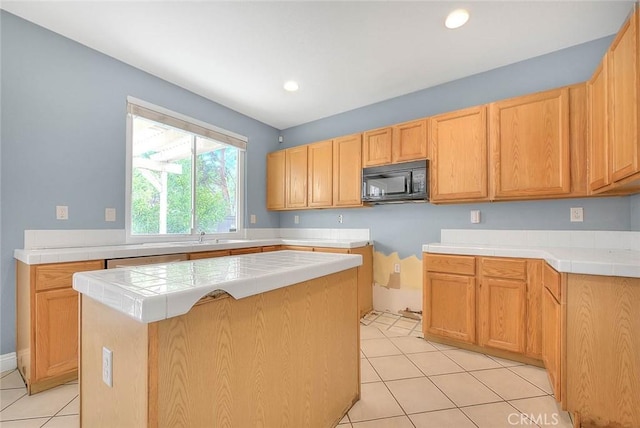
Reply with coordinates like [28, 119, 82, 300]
[16, 259, 105, 394]
[424, 271, 476, 343]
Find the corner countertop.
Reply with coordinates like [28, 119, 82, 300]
[73, 250, 362, 323]
[14, 238, 371, 265]
[422, 243, 640, 278]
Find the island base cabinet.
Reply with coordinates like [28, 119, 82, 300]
[80, 269, 360, 428]
[565, 274, 640, 428]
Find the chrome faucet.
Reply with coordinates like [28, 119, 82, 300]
[198, 231, 205, 243]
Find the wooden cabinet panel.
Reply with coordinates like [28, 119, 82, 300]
[260, 245, 282, 252]
[35, 260, 104, 291]
[285, 146, 308, 208]
[281, 245, 313, 252]
[490, 88, 571, 198]
[542, 269, 562, 401]
[363, 127, 392, 167]
[525, 260, 543, 360]
[392, 119, 428, 163]
[307, 140, 333, 207]
[480, 258, 526, 281]
[588, 58, 610, 191]
[543, 263, 561, 302]
[35, 288, 79, 381]
[430, 106, 488, 202]
[609, 11, 640, 183]
[266, 150, 286, 210]
[478, 278, 526, 353]
[424, 272, 476, 343]
[229, 247, 262, 255]
[333, 134, 362, 206]
[188, 250, 231, 260]
[424, 254, 475, 276]
[106, 254, 187, 268]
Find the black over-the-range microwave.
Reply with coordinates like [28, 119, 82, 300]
[362, 160, 429, 204]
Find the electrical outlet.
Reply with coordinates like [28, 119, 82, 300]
[250, 214, 256, 224]
[105, 208, 116, 222]
[394, 263, 401, 273]
[338, 214, 343, 224]
[294, 215, 299, 224]
[570, 207, 584, 222]
[102, 347, 113, 387]
[56, 205, 68, 220]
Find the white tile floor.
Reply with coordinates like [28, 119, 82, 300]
[0, 311, 572, 428]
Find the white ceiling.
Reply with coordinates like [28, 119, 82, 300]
[2, 1, 635, 130]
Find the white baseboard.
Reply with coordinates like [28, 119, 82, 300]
[1, 352, 17, 373]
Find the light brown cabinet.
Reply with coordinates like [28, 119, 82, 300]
[188, 250, 231, 260]
[285, 146, 308, 208]
[423, 254, 542, 362]
[490, 87, 571, 199]
[393, 119, 428, 163]
[363, 127, 393, 167]
[333, 134, 363, 206]
[588, 56, 610, 191]
[423, 254, 476, 344]
[17, 259, 105, 394]
[307, 140, 334, 207]
[266, 150, 286, 210]
[267, 133, 362, 211]
[363, 120, 427, 167]
[429, 106, 488, 202]
[609, 9, 640, 184]
[541, 263, 562, 402]
[478, 258, 527, 354]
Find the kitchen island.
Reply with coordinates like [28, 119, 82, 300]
[73, 250, 362, 427]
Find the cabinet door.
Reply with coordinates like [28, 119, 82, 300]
[478, 278, 526, 353]
[542, 286, 561, 401]
[333, 134, 362, 206]
[266, 150, 286, 210]
[588, 57, 610, 191]
[285, 146, 308, 208]
[392, 119, 427, 163]
[35, 288, 78, 381]
[363, 127, 392, 167]
[307, 140, 333, 207]
[424, 272, 476, 343]
[490, 88, 570, 198]
[609, 11, 640, 183]
[430, 106, 488, 202]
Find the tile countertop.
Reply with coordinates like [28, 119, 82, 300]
[14, 238, 371, 265]
[73, 250, 362, 323]
[423, 243, 640, 278]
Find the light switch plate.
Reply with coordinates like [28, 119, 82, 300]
[470, 210, 481, 224]
[102, 347, 113, 387]
[294, 215, 299, 224]
[250, 214, 256, 224]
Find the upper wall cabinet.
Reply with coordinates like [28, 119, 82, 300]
[266, 151, 286, 210]
[333, 134, 363, 207]
[307, 140, 334, 207]
[362, 127, 393, 167]
[392, 119, 428, 163]
[285, 146, 308, 208]
[363, 119, 428, 167]
[490, 88, 571, 199]
[429, 106, 488, 203]
[588, 54, 610, 192]
[267, 134, 363, 211]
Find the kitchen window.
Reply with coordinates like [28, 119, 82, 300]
[126, 97, 246, 242]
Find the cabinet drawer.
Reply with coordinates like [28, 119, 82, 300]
[543, 263, 561, 301]
[35, 260, 104, 292]
[480, 258, 526, 280]
[230, 247, 262, 255]
[424, 254, 475, 275]
[314, 247, 349, 254]
[189, 250, 231, 260]
[260, 246, 282, 252]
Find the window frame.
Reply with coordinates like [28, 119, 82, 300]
[125, 97, 246, 244]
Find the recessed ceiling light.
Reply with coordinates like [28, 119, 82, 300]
[445, 9, 469, 29]
[284, 81, 299, 92]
